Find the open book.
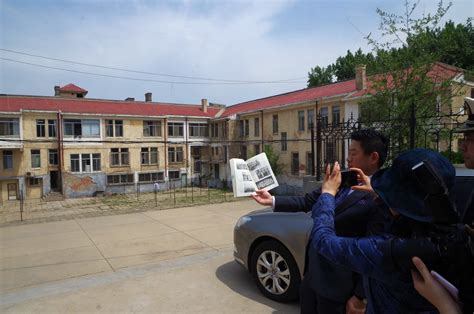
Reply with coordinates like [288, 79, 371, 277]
[229, 152, 279, 197]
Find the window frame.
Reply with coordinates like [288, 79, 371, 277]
[141, 147, 158, 165]
[70, 153, 101, 173]
[48, 149, 59, 165]
[36, 119, 46, 138]
[281, 132, 287, 152]
[298, 111, 305, 131]
[143, 120, 161, 137]
[291, 152, 299, 176]
[31, 149, 41, 168]
[254, 117, 260, 137]
[167, 122, 184, 137]
[3, 150, 13, 169]
[189, 123, 209, 137]
[110, 148, 129, 166]
[0, 118, 20, 138]
[168, 146, 184, 163]
[272, 115, 279, 134]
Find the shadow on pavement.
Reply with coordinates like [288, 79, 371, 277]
[215, 261, 299, 314]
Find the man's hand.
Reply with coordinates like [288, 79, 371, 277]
[349, 167, 375, 194]
[321, 162, 341, 196]
[251, 189, 273, 206]
[345, 295, 366, 314]
[411, 256, 461, 314]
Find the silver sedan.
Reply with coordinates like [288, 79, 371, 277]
[233, 208, 312, 302]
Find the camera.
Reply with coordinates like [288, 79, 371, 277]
[340, 170, 358, 188]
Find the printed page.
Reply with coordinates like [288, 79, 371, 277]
[245, 152, 279, 191]
[229, 158, 258, 197]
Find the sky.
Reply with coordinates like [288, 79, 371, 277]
[0, 0, 472, 106]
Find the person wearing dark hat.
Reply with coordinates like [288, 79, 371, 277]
[309, 149, 472, 313]
[456, 97, 474, 226]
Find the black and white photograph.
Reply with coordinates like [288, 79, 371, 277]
[243, 182, 257, 193]
[236, 162, 249, 170]
[256, 177, 275, 189]
[247, 159, 261, 171]
[242, 172, 252, 182]
[255, 166, 271, 179]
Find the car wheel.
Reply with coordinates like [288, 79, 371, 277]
[250, 240, 301, 302]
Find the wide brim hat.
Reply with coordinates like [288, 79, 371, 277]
[371, 148, 455, 223]
[455, 97, 474, 133]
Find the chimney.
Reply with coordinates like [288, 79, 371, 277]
[54, 85, 60, 96]
[355, 65, 367, 90]
[145, 92, 152, 102]
[201, 98, 208, 113]
[125, 97, 135, 101]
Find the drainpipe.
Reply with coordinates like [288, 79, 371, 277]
[260, 110, 264, 149]
[57, 111, 64, 194]
[164, 118, 168, 178]
[185, 117, 189, 182]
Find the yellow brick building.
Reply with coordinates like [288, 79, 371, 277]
[1, 63, 472, 203]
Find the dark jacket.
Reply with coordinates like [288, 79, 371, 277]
[274, 188, 385, 301]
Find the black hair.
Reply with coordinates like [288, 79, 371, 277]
[350, 128, 389, 167]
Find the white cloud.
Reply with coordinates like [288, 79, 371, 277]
[1, 0, 472, 104]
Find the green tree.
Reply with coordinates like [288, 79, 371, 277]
[307, 65, 334, 87]
[333, 49, 378, 81]
[360, 0, 465, 150]
[263, 145, 283, 176]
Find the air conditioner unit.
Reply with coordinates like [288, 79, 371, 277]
[26, 172, 33, 177]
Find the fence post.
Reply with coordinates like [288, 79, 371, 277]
[409, 101, 416, 149]
[208, 182, 210, 203]
[191, 180, 194, 203]
[136, 183, 140, 201]
[173, 181, 176, 204]
[316, 115, 322, 181]
[20, 189, 24, 222]
[310, 124, 315, 176]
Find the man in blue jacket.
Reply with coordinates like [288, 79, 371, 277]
[252, 129, 389, 313]
[311, 149, 459, 313]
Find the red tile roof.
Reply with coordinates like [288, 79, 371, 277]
[222, 79, 357, 117]
[58, 83, 88, 93]
[0, 96, 220, 118]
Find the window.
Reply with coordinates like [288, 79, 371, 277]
[107, 174, 134, 185]
[244, 119, 249, 137]
[212, 147, 219, 156]
[189, 123, 209, 137]
[0, 118, 20, 137]
[48, 120, 57, 137]
[307, 109, 315, 129]
[240, 145, 247, 160]
[70, 153, 101, 173]
[3, 150, 13, 169]
[168, 170, 180, 180]
[106, 120, 123, 137]
[254, 144, 260, 155]
[31, 149, 41, 168]
[28, 177, 41, 186]
[291, 152, 299, 175]
[138, 172, 164, 183]
[191, 146, 201, 157]
[320, 107, 328, 128]
[168, 147, 183, 163]
[332, 106, 340, 126]
[141, 147, 158, 165]
[272, 115, 279, 133]
[110, 148, 129, 166]
[143, 120, 162, 137]
[36, 119, 46, 137]
[281, 132, 287, 151]
[168, 122, 184, 137]
[49, 149, 58, 165]
[254, 118, 260, 137]
[306, 152, 313, 175]
[64, 119, 100, 138]
[210, 123, 219, 137]
[298, 111, 305, 131]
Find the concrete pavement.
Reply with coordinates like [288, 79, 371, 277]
[0, 199, 298, 313]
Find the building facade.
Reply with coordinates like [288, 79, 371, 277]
[1, 63, 472, 203]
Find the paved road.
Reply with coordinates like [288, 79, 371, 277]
[0, 199, 299, 313]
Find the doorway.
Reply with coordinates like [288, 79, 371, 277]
[7, 183, 17, 200]
[50, 171, 60, 191]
